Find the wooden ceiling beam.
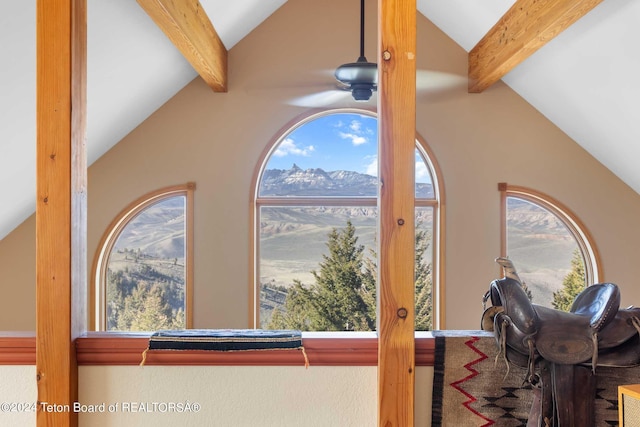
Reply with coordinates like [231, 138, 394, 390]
[468, 0, 602, 93]
[137, 0, 227, 92]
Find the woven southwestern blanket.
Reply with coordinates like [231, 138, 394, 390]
[148, 329, 303, 351]
[141, 329, 308, 366]
[431, 330, 638, 427]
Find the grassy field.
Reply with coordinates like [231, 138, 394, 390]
[259, 207, 378, 287]
[505, 198, 580, 307]
[107, 191, 579, 321]
[259, 200, 580, 310]
[108, 250, 186, 280]
[259, 206, 434, 288]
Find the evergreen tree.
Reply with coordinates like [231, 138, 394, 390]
[552, 249, 586, 311]
[107, 263, 185, 331]
[360, 247, 377, 327]
[106, 268, 135, 330]
[414, 229, 432, 330]
[117, 282, 183, 331]
[312, 220, 375, 330]
[269, 280, 315, 330]
[357, 227, 433, 330]
[269, 221, 374, 331]
[269, 221, 434, 331]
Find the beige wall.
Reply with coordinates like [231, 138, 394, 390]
[0, 217, 34, 330]
[78, 365, 432, 427]
[1, 0, 640, 330]
[0, 366, 37, 425]
[0, 364, 431, 426]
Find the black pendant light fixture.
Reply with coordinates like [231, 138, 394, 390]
[334, 0, 377, 101]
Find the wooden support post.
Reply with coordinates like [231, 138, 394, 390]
[377, 0, 416, 425]
[36, 0, 87, 425]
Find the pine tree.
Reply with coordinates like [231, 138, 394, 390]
[414, 229, 432, 330]
[106, 268, 134, 330]
[552, 249, 586, 311]
[310, 221, 375, 330]
[268, 221, 375, 331]
[360, 247, 377, 327]
[269, 221, 434, 331]
[107, 262, 185, 331]
[269, 280, 315, 330]
[116, 282, 181, 331]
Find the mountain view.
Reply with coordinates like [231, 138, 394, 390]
[113, 197, 186, 259]
[106, 196, 187, 331]
[260, 164, 434, 198]
[258, 165, 584, 322]
[102, 164, 582, 330]
[258, 165, 434, 284]
[505, 197, 580, 307]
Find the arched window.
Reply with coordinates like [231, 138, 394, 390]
[92, 183, 195, 331]
[251, 109, 443, 331]
[499, 183, 601, 309]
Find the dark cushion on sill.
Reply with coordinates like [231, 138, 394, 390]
[147, 329, 303, 352]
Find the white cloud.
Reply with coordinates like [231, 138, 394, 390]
[365, 158, 429, 181]
[339, 132, 368, 146]
[416, 161, 430, 182]
[365, 156, 378, 176]
[273, 138, 315, 157]
[336, 118, 372, 146]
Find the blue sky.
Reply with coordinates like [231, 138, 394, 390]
[265, 112, 432, 183]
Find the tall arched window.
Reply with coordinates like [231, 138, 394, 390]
[92, 183, 195, 331]
[251, 109, 442, 331]
[499, 183, 601, 309]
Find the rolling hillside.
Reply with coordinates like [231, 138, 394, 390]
[104, 166, 579, 316]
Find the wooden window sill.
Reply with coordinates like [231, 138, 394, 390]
[0, 331, 436, 366]
[0, 332, 36, 365]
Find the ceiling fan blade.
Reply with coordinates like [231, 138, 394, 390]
[286, 70, 463, 107]
[244, 69, 336, 92]
[416, 70, 466, 94]
[287, 89, 356, 107]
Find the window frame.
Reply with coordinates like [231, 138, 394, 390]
[498, 182, 602, 286]
[91, 183, 195, 331]
[249, 108, 445, 329]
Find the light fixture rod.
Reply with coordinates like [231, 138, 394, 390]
[360, 0, 365, 59]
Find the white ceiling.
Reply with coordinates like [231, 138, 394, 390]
[0, 0, 637, 240]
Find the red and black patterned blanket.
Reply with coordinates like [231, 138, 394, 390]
[431, 331, 628, 426]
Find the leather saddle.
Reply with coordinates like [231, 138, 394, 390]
[486, 276, 640, 373]
[483, 258, 640, 373]
[481, 258, 640, 426]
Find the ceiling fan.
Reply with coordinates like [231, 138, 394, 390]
[269, 0, 465, 107]
[334, 0, 377, 102]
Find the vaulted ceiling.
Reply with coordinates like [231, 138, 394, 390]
[1, 0, 638, 240]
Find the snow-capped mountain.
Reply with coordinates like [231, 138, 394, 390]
[259, 164, 433, 197]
